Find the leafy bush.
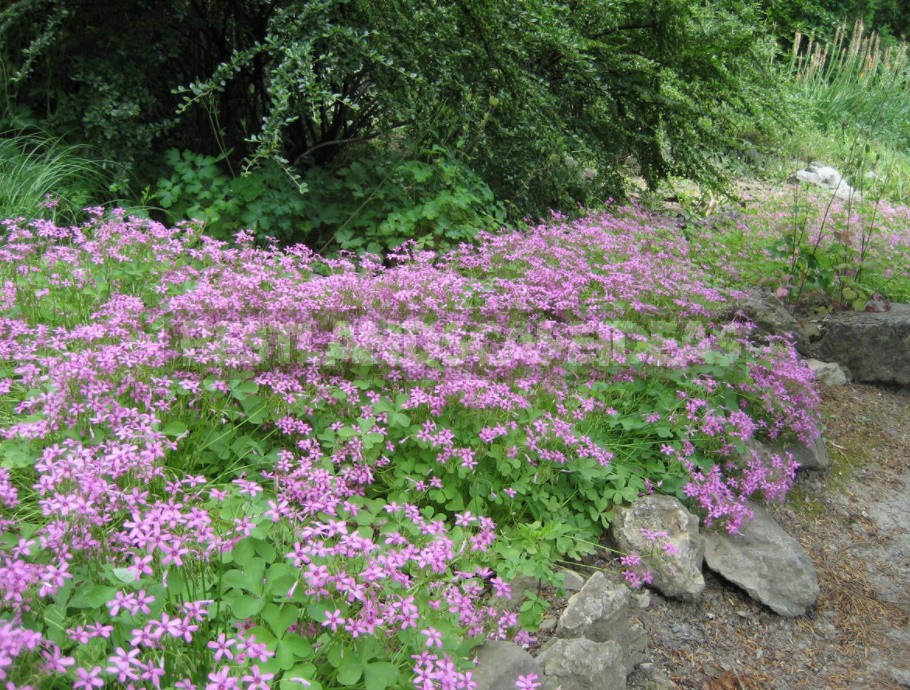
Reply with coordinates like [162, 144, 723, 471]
[4, 0, 786, 237]
[154, 146, 504, 252]
[0, 206, 822, 686]
[154, 149, 311, 244]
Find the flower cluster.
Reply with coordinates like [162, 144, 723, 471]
[0, 205, 825, 687]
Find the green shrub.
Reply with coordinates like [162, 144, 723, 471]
[154, 146, 504, 252]
[4, 0, 786, 237]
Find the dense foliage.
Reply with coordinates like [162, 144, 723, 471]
[0, 206, 823, 687]
[2, 0, 783, 246]
[1, 2, 909, 688]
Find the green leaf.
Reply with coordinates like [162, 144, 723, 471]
[224, 590, 265, 618]
[231, 538, 256, 566]
[265, 562, 299, 595]
[253, 538, 278, 563]
[281, 664, 322, 690]
[243, 625, 277, 647]
[111, 567, 139, 584]
[336, 657, 363, 686]
[232, 380, 259, 401]
[364, 662, 401, 690]
[262, 603, 299, 638]
[162, 421, 189, 437]
[278, 633, 313, 660]
[0, 441, 35, 469]
[70, 585, 116, 609]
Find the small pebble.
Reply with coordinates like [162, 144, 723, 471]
[634, 591, 651, 609]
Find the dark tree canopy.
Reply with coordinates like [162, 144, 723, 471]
[2, 0, 787, 242]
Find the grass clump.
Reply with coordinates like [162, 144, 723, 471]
[789, 21, 910, 148]
[0, 133, 112, 223]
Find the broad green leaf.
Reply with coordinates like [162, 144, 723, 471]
[262, 603, 299, 638]
[161, 421, 188, 437]
[224, 590, 265, 618]
[364, 662, 401, 690]
[70, 585, 116, 609]
[336, 657, 363, 686]
[278, 633, 313, 659]
[111, 567, 139, 584]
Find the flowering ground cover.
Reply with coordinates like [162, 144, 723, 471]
[689, 188, 910, 308]
[0, 205, 822, 688]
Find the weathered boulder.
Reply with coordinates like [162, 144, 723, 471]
[810, 304, 910, 386]
[746, 436, 830, 472]
[609, 496, 705, 601]
[473, 641, 543, 690]
[538, 638, 626, 690]
[554, 572, 645, 656]
[806, 358, 849, 386]
[559, 569, 587, 593]
[892, 668, 910, 688]
[703, 505, 819, 616]
[723, 290, 808, 352]
[789, 436, 831, 471]
[494, 574, 541, 612]
[543, 571, 647, 689]
[790, 163, 860, 202]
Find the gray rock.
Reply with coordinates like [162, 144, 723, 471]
[892, 668, 910, 688]
[495, 574, 541, 612]
[538, 638, 626, 690]
[790, 163, 861, 201]
[609, 495, 705, 601]
[556, 572, 627, 642]
[811, 304, 910, 386]
[560, 569, 587, 592]
[472, 641, 542, 690]
[553, 572, 647, 678]
[703, 505, 819, 616]
[746, 436, 830, 472]
[806, 358, 848, 386]
[789, 436, 831, 471]
[724, 290, 807, 352]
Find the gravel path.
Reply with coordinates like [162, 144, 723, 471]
[620, 383, 910, 690]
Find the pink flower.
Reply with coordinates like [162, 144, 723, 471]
[516, 673, 542, 690]
[421, 627, 443, 649]
[73, 666, 104, 689]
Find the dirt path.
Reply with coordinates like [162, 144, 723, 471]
[623, 383, 910, 690]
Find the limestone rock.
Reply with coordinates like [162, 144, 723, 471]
[892, 668, 910, 688]
[703, 505, 819, 616]
[789, 436, 831, 471]
[472, 641, 542, 690]
[609, 495, 705, 601]
[747, 436, 830, 472]
[536, 548, 649, 690]
[723, 290, 807, 352]
[811, 304, 910, 386]
[790, 163, 861, 202]
[806, 358, 849, 386]
[494, 574, 541, 612]
[538, 638, 626, 690]
[560, 569, 587, 592]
